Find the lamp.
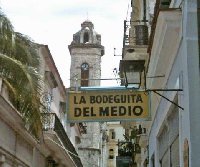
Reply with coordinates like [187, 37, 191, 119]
[120, 60, 145, 89]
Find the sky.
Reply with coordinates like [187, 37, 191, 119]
[0, 0, 131, 87]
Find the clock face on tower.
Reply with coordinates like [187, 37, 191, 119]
[81, 63, 89, 71]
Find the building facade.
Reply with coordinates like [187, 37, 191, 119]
[39, 45, 82, 167]
[120, 0, 200, 167]
[0, 82, 47, 167]
[68, 20, 106, 167]
[119, 0, 150, 166]
[0, 44, 82, 167]
[147, 0, 200, 167]
[106, 122, 125, 167]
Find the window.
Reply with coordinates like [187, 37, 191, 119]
[111, 131, 116, 139]
[109, 149, 114, 159]
[109, 155, 114, 159]
[42, 91, 53, 112]
[158, 106, 179, 167]
[59, 102, 66, 113]
[59, 102, 66, 127]
[109, 129, 116, 139]
[81, 63, 89, 86]
[83, 32, 89, 43]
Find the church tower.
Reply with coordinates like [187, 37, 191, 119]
[68, 20, 104, 88]
[68, 20, 105, 167]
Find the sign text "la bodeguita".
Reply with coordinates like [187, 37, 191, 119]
[67, 90, 149, 122]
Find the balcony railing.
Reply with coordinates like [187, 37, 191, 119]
[123, 21, 148, 47]
[41, 113, 83, 167]
[122, 20, 149, 58]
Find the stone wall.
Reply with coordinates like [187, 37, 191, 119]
[70, 48, 101, 87]
[78, 148, 100, 167]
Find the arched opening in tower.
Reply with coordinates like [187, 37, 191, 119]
[83, 32, 89, 43]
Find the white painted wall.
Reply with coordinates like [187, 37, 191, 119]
[148, 1, 200, 167]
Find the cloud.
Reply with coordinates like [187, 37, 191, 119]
[1, 0, 130, 87]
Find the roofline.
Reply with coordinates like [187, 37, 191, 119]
[39, 44, 67, 97]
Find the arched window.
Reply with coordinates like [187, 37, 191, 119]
[81, 63, 89, 86]
[83, 32, 89, 43]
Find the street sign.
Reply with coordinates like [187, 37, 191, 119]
[67, 88, 150, 122]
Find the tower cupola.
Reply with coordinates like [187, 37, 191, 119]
[69, 20, 103, 52]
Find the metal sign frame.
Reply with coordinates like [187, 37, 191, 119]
[67, 86, 151, 122]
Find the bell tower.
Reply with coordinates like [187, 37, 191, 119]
[68, 20, 104, 88]
[68, 20, 105, 167]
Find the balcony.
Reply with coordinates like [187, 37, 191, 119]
[123, 21, 148, 47]
[42, 113, 83, 167]
[122, 20, 149, 60]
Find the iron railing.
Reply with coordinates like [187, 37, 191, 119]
[42, 113, 83, 167]
[123, 20, 149, 47]
[122, 20, 149, 60]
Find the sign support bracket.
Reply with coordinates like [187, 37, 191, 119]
[146, 89, 184, 110]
